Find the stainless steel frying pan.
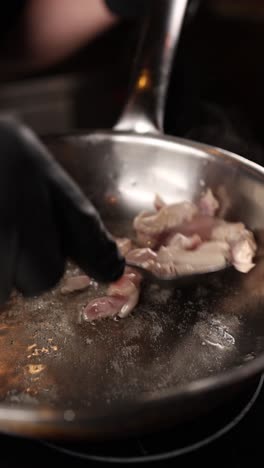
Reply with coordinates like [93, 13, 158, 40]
[1, 0, 264, 441]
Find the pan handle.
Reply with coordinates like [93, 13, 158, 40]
[114, 0, 189, 134]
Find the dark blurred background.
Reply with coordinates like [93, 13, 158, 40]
[0, 0, 263, 164]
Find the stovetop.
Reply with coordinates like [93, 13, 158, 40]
[1, 4, 264, 466]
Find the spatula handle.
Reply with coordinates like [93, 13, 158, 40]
[114, 0, 189, 134]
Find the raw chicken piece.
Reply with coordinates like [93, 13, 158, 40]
[134, 201, 198, 236]
[126, 247, 157, 270]
[195, 240, 231, 256]
[134, 190, 219, 248]
[166, 233, 202, 249]
[133, 190, 257, 274]
[134, 201, 198, 248]
[127, 222, 256, 278]
[153, 190, 218, 215]
[82, 268, 142, 322]
[107, 269, 142, 318]
[82, 296, 126, 321]
[211, 221, 257, 273]
[107, 268, 142, 294]
[126, 247, 160, 273]
[176, 215, 219, 241]
[60, 275, 91, 295]
[115, 237, 132, 256]
[127, 229, 256, 278]
[153, 241, 230, 277]
[154, 194, 167, 211]
[199, 188, 219, 216]
[211, 221, 246, 243]
[232, 238, 256, 273]
[125, 235, 225, 277]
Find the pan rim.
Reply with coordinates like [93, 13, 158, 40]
[0, 354, 263, 436]
[48, 128, 264, 179]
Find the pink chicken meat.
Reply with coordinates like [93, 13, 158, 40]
[82, 267, 142, 322]
[128, 189, 257, 277]
[60, 275, 92, 295]
[76, 188, 256, 322]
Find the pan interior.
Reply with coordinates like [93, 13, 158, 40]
[1, 132, 264, 419]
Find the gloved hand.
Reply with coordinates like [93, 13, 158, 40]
[0, 117, 125, 304]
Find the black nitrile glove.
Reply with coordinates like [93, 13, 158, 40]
[0, 117, 125, 304]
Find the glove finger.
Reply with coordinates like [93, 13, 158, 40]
[15, 175, 65, 297]
[51, 179, 125, 283]
[50, 169, 125, 282]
